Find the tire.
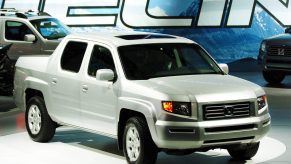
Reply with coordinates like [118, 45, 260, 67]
[123, 117, 158, 164]
[227, 142, 260, 160]
[263, 70, 285, 84]
[25, 96, 56, 142]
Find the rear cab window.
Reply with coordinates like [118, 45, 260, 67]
[61, 41, 88, 73]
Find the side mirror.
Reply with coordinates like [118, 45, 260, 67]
[96, 69, 114, 81]
[285, 27, 291, 34]
[24, 34, 36, 42]
[218, 63, 229, 74]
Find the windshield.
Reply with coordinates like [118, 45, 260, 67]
[118, 43, 223, 80]
[30, 18, 71, 40]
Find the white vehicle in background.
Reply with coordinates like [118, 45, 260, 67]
[0, 8, 71, 60]
[14, 32, 270, 164]
[0, 8, 71, 95]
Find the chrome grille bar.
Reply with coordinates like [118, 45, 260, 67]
[203, 102, 251, 120]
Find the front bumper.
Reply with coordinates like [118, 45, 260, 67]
[153, 113, 270, 149]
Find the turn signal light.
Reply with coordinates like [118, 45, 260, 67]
[162, 101, 191, 116]
[162, 102, 173, 113]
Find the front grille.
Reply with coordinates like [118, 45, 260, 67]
[268, 46, 291, 56]
[203, 102, 251, 120]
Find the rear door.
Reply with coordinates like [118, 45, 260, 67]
[50, 40, 88, 126]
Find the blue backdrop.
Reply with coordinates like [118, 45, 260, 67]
[0, 0, 286, 63]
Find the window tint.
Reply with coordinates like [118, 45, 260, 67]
[61, 41, 87, 73]
[5, 21, 33, 41]
[30, 18, 71, 40]
[88, 45, 115, 77]
[118, 44, 222, 80]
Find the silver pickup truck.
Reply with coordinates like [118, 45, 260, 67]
[14, 32, 270, 164]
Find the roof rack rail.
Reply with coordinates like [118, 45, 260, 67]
[0, 8, 17, 12]
[0, 9, 51, 18]
[0, 8, 18, 16]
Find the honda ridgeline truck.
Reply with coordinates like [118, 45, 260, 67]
[258, 27, 291, 84]
[14, 32, 270, 164]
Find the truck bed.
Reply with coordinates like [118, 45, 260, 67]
[15, 55, 50, 73]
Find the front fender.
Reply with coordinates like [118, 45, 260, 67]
[117, 97, 160, 144]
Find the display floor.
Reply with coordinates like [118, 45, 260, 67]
[0, 72, 291, 164]
[0, 128, 286, 164]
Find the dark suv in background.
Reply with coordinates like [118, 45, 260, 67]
[258, 27, 291, 84]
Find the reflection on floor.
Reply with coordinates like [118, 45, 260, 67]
[0, 128, 286, 164]
[0, 72, 290, 164]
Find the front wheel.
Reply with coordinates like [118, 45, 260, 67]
[123, 117, 158, 164]
[227, 142, 260, 160]
[263, 70, 285, 84]
[25, 96, 56, 142]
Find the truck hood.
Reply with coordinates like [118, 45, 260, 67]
[265, 34, 291, 45]
[134, 75, 264, 103]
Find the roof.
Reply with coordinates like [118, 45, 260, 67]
[66, 31, 195, 47]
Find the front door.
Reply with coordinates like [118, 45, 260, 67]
[4, 20, 41, 60]
[80, 44, 118, 135]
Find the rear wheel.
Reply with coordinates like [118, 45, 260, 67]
[123, 117, 158, 164]
[227, 142, 260, 160]
[263, 70, 285, 84]
[25, 96, 56, 142]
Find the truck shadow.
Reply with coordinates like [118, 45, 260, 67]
[51, 129, 249, 164]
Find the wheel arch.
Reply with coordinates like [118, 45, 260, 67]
[25, 88, 44, 104]
[21, 76, 56, 121]
[117, 108, 157, 150]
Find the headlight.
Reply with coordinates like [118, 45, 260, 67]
[162, 101, 191, 116]
[257, 95, 267, 110]
[261, 41, 267, 52]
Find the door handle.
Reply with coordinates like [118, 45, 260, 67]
[82, 85, 88, 93]
[51, 78, 57, 85]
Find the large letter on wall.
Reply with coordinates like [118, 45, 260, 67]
[258, 0, 291, 26]
[120, 0, 193, 28]
[43, 0, 119, 26]
[227, 0, 255, 27]
[197, 0, 228, 27]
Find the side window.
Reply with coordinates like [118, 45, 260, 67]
[88, 45, 115, 77]
[61, 41, 88, 73]
[5, 21, 33, 41]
